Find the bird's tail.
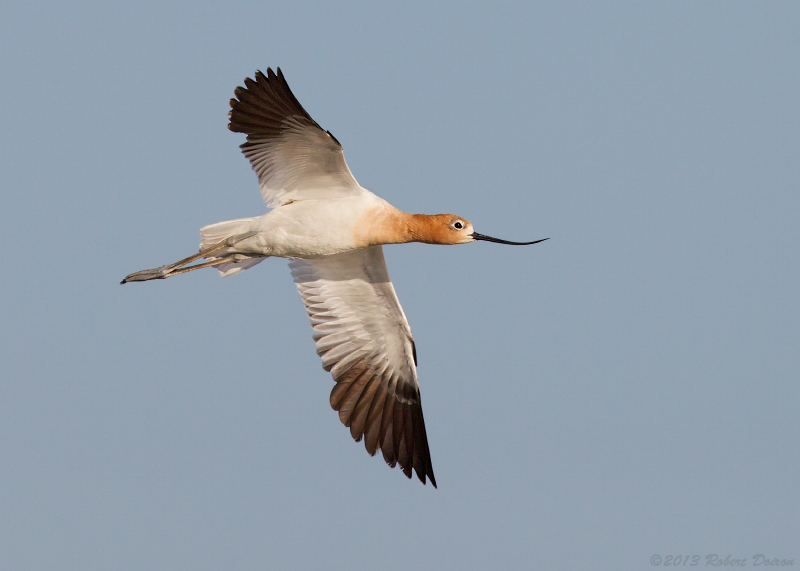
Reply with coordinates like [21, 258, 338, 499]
[199, 218, 266, 277]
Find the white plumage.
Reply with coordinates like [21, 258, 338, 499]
[122, 68, 547, 487]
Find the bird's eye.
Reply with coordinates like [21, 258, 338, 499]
[453, 221, 464, 230]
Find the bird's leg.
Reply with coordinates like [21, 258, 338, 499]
[120, 231, 258, 284]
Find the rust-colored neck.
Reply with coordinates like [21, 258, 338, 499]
[405, 213, 453, 244]
[355, 205, 454, 246]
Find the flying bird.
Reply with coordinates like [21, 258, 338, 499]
[122, 68, 547, 487]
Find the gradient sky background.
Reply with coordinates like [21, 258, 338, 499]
[2, 2, 798, 569]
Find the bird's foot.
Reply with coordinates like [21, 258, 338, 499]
[120, 231, 258, 284]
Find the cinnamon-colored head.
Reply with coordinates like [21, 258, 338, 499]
[413, 214, 475, 245]
[417, 213, 550, 246]
[355, 204, 547, 247]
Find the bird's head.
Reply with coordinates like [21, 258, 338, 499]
[424, 214, 548, 246]
[425, 215, 475, 244]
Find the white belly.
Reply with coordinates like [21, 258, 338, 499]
[243, 193, 386, 258]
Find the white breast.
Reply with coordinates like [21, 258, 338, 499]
[247, 192, 389, 258]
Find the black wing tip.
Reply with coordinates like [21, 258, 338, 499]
[228, 66, 322, 138]
[418, 468, 437, 488]
[252, 67, 278, 81]
[395, 456, 437, 488]
[329, 368, 436, 488]
[396, 465, 437, 487]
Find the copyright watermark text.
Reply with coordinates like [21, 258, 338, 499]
[650, 554, 795, 567]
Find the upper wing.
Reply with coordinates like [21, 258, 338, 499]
[289, 246, 436, 487]
[228, 68, 362, 208]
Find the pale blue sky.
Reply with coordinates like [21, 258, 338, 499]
[1, 2, 798, 569]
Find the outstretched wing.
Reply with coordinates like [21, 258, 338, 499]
[289, 246, 436, 487]
[228, 68, 362, 208]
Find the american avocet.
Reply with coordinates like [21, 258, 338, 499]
[122, 68, 547, 487]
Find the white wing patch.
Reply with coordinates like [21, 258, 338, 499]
[289, 246, 436, 486]
[229, 68, 363, 208]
